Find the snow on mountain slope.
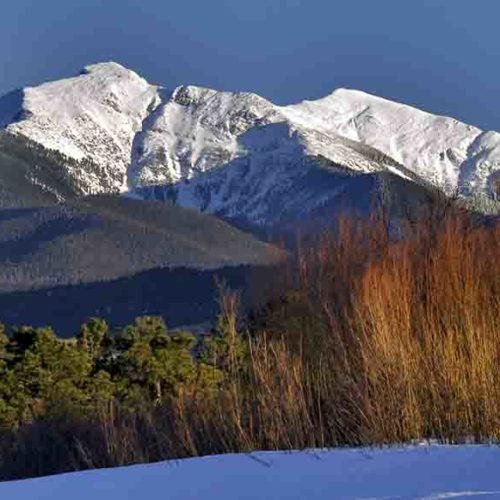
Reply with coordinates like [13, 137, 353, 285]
[127, 85, 279, 188]
[129, 83, 414, 190]
[3, 62, 161, 194]
[130, 84, 420, 226]
[162, 121, 418, 228]
[282, 88, 500, 196]
[131, 82, 499, 204]
[0, 62, 498, 221]
[2, 446, 500, 500]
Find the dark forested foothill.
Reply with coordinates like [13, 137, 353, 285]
[0, 265, 264, 334]
[0, 194, 277, 292]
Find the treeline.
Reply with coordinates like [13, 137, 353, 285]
[0, 129, 124, 199]
[0, 208, 499, 481]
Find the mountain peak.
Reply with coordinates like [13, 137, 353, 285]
[170, 84, 274, 110]
[1, 61, 161, 195]
[81, 61, 135, 76]
[288, 87, 409, 114]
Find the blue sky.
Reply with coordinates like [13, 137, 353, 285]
[0, 0, 498, 130]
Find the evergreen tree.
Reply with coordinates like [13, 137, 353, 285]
[114, 316, 197, 403]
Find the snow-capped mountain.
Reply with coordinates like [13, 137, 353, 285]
[1, 62, 160, 194]
[0, 62, 498, 225]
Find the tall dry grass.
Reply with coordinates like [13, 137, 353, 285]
[161, 210, 500, 457]
[247, 210, 500, 445]
[355, 214, 500, 443]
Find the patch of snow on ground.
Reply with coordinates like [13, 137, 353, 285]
[2, 446, 500, 499]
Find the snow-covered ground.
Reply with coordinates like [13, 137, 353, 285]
[2, 446, 500, 499]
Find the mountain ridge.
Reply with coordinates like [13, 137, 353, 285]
[0, 61, 498, 225]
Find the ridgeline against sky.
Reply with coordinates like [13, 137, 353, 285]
[0, 0, 498, 130]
